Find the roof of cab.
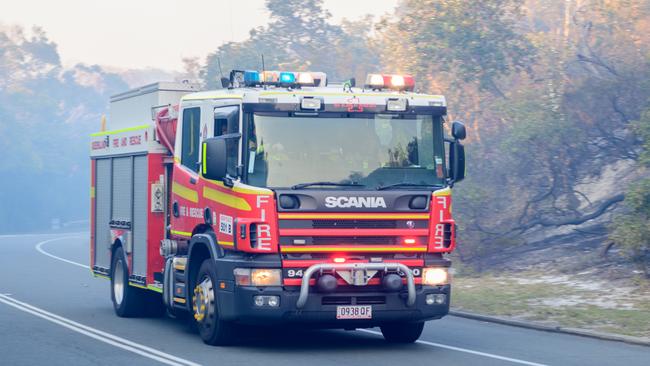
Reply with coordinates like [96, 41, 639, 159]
[181, 86, 446, 107]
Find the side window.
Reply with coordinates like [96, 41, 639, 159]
[213, 106, 240, 177]
[181, 107, 201, 171]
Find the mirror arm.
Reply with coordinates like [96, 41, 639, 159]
[223, 175, 235, 188]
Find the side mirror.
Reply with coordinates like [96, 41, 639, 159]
[452, 121, 466, 140]
[449, 141, 466, 183]
[202, 137, 228, 181]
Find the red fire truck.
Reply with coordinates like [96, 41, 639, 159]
[90, 71, 466, 345]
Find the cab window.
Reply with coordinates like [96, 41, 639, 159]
[181, 107, 201, 171]
[213, 106, 240, 177]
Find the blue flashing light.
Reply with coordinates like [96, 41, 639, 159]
[279, 72, 295, 84]
[244, 70, 260, 86]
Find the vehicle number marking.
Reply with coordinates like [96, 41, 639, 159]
[336, 305, 372, 319]
[219, 214, 233, 235]
[286, 269, 304, 278]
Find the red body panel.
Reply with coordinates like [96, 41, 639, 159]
[146, 153, 166, 286]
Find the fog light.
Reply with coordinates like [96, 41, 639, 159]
[254, 296, 265, 307]
[425, 294, 435, 305]
[253, 295, 280, 307]
[267, 296, 280, 307]
[426, 294, 446, 305]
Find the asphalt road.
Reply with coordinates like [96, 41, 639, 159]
[0, 232, 648, 366]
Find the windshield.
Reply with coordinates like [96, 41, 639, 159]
[245, 113, 446, 189]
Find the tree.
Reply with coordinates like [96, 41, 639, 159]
[0, 25, 127, 233]
[202, 0, 379, 88]
[609, 105, 650, 277]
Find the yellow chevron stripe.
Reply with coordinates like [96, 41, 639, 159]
[90, 124, 149, 137]
[171, 229, 192, 237]
[203, 186, 251, 211]
[147, 285, 163, 293]
[433, 187, 451, 197]
[172, 182, 199, 203]
[129, 282, 147, 289]
[200, 176, 273, 195]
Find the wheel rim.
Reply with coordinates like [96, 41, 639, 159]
[192, 276, 215, 324]
[113, 259, 125, 306]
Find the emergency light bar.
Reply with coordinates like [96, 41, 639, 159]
[229, 70, 327, 88]
[365, 73, 415, 91]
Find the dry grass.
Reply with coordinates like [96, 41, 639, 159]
[451, 272, 650, 338]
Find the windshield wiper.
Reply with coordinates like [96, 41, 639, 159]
[376, 182, 440, 190]
[291, 181, 365, 190]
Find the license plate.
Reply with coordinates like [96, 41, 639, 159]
[336, 305, 372, 319]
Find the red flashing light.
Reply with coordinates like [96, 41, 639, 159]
[403, 238, 417, 245]
[333, 257, 346, 263]
[365, 73, 415, 91]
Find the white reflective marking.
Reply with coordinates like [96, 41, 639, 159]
[0, 294, 201, 366]
[35, 236, 89, 269]
[358, 329, 548, 366]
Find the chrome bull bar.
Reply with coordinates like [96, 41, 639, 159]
[295, 263, 416, 309]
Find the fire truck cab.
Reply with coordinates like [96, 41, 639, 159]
[90, 71, 466, 345]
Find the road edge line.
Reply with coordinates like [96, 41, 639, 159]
[0, 294, 201, 366]
[357, 329, 547, 366]
[449, 310, 650, 347]
[35, 236, 89, 269]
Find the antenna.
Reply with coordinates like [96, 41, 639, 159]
[217, 57, 230, 88]
[217, 57, 224, 79]
[261, 54, 267, 89]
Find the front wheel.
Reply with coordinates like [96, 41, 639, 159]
[192, 259, 237, 346]
[380, 322, 424, 343]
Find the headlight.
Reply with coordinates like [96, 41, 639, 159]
[422, 267, 449, 286]
[234, 268, 282, 286]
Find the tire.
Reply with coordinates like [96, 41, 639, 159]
[191, 259, 237, 346]
[110, 248, 145, 317]
[380, 322, 424, 343]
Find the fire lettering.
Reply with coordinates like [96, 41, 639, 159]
[257, 224, 272, 251]
[255, 195, 272, 251]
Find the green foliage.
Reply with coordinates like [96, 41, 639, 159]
[202, 0, 379, 88]
[610, 178, 650, 276]
[633, 105, 650, 166]
[393, 0, 535, 92]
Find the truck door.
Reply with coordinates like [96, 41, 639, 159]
[202, 105, 242, 248]
[170, 106, 203, 238]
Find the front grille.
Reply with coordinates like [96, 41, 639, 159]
[312, 236, 397, 245]
[321, 296, 386, 305]
[323, 296, 352, 305]
[313, 219, 397, 229]
[357, 296, 386, 305]
[279, 219, 428, 229]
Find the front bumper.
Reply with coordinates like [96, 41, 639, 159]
[217, 284, 450, 327]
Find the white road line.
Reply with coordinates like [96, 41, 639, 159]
[358, 329, 549, 366]
[34, 234, 549, 365]
[35, 236, 89, 269]
[0, 231, 87, 239]
[0, 294, 201, 366]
